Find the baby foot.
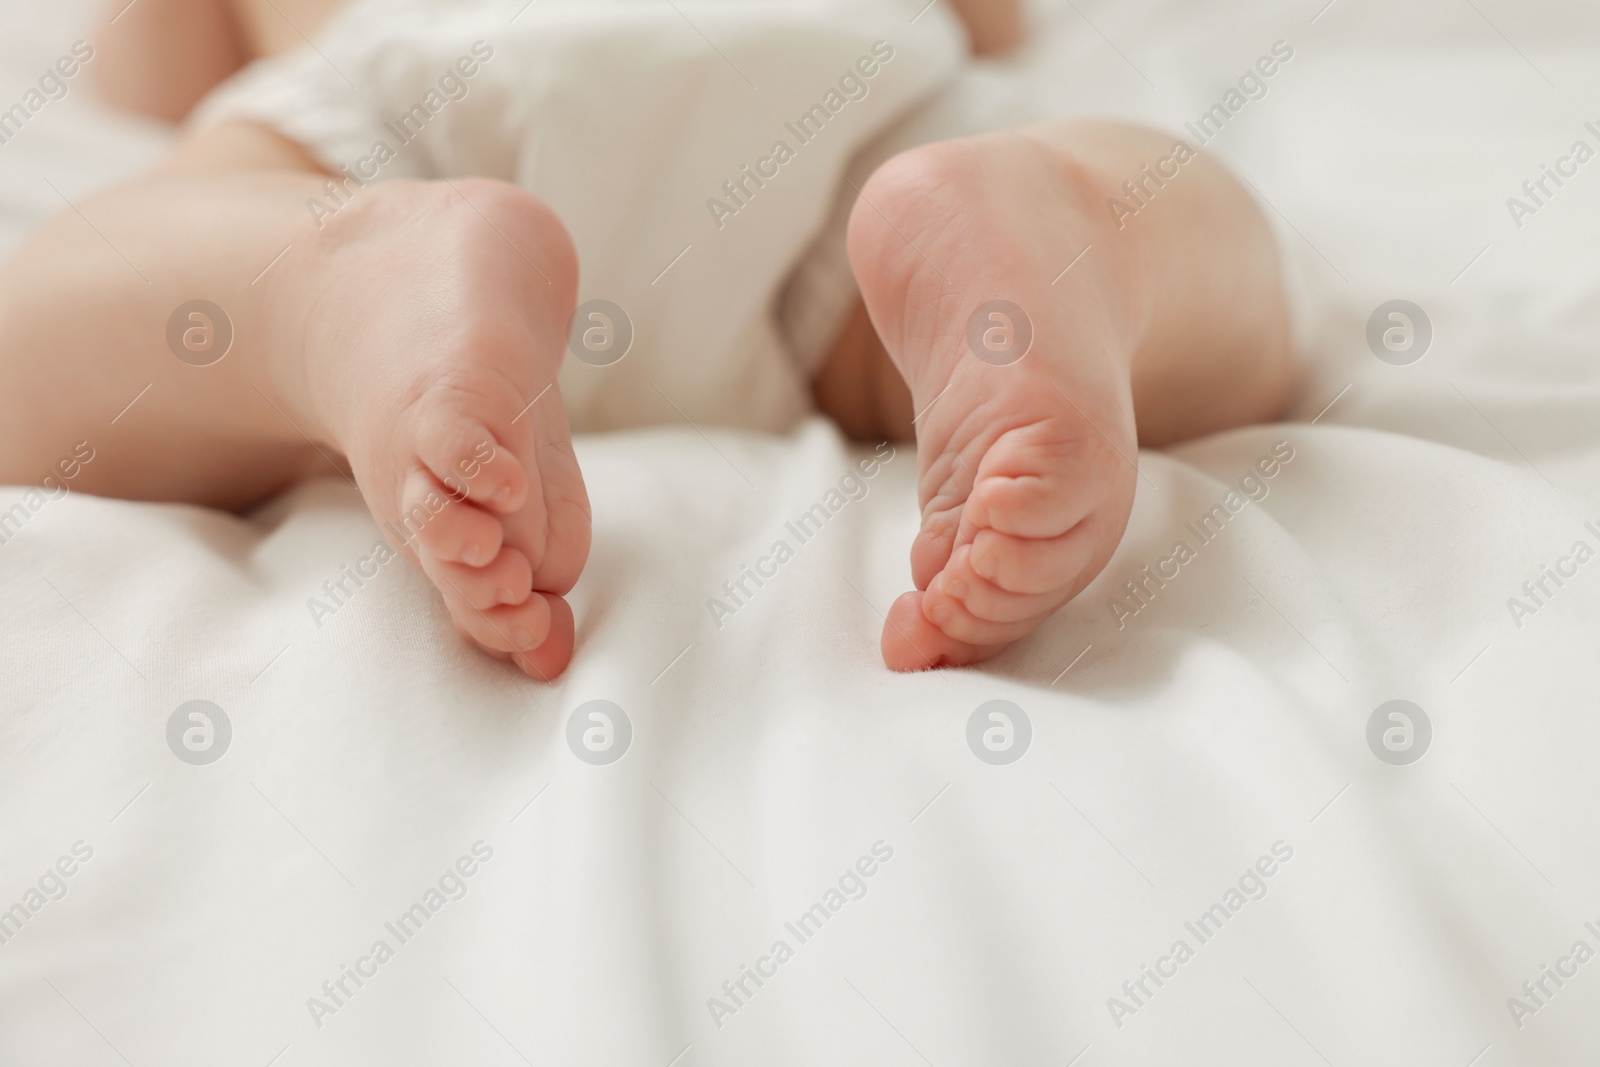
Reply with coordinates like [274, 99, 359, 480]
[300, 179, 590, 679]
[847, 134, 1140, 670]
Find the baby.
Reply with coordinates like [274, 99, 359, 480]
[0, 0, 1294, 678]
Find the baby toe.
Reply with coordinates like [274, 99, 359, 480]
[446, 592, 574, 681]
[448, 592, 553, 656]
[882, 591, 999, 671]
[422, 546, 534, 611]
[918, 577, 1049, 647]
[928, 546, 1065, 624]
[908, 507, 961, 591]
[401, 469, 504, 565]
[968, 524, 1098, 596]
[416, 413, 529, 514]
[512, 594, 575, 680]
[501, 454, 590, 597]
[965, 461, 1099, 540]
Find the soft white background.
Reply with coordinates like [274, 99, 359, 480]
[2, 0, 1599, 1064]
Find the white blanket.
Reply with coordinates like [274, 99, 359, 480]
[4, 1, 1600, 1063]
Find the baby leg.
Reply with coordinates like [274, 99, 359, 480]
[0, 121, 590, 678]
[834, 121, 1295, 668]
[946, 0, 1026, 55]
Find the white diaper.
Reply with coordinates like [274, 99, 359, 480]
[193, 0, 966, 434]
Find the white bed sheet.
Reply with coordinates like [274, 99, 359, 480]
[3, 1, 1600, 1064]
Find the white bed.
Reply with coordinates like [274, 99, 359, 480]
[3, 1, 1600, 1064]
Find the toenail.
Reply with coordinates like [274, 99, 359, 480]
[973, 553, 998, 580]
[928, 604, 952, 626]
[494, 486, 512, 507]
[496, 587, 515, 604]
[511, 626, 536, 648]
[462, 544, 481, 565]
[944, 576, 968, 599]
